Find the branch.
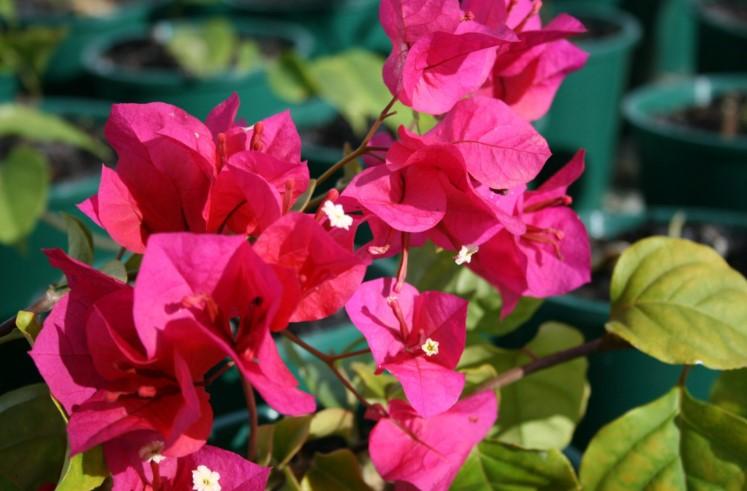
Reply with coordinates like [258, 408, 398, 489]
[242, 378, 259, 461]
[280, 330, 371, 407]
[309, 96, 398, 197]
[475, 334, 630, 393]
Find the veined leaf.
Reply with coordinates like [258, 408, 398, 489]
[580, 387, 747, 490]
[710, 368, 747, 420]
[459, 323, 589, 450]
[452, 439, 580, 490]
[62, 213, 94, 264]
[607, 237, 747, 369]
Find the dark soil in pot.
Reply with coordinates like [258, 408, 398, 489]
[575, 15, 623, 40]
[663, 92, 747, 137]
[575, 218, 747, 301]
[102, 33, 289, 76]
[702, 0, 747, 24]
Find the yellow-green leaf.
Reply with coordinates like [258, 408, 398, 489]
[62, 213, 93, 264]
[452, 439, 580, 491]
[607, 237, 747, 369]
[580, 388, 747, 490]
[0, 145, 49, 244]
[55, 446, 107, 491]
[309, 408, 354, 441]
[302, 449, 372, 491]
[15, 310, 40, 344]
[710, 368, 747, 420]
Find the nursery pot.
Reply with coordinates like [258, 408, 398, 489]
[543, 3, 641, 211]
[527, 207, 740, 448]
[83, 18, 316, 122]
[694, 0, 747, 73]
[18, 1, 161, 91]
[224, 0, 386, 55]
[0, 98, 112, 319]
[624, 75, 747, 211]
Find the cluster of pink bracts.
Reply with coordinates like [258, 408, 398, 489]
[29, 1, 591, 489]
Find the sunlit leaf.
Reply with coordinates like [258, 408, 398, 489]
[710, 368, 747, 420]
[55, 446, 107, 491]
[302, 449, 372, 491]
[62, 213, 94, 264]
[0, 145, 49, 244]
[607, 237, 747, 369]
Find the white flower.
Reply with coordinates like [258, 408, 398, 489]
[454, 245, 479, 265]
[421, 338, 440, 357]
[322, 200, 353, 230]
[192, 464, 221, 491]
[138, 440, 166, 464]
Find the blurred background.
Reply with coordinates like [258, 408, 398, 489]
[0, 0, 746, 467]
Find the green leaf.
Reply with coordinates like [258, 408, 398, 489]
[100, 259, 127, 283]
[267, 51, 317, 104]
[0, 145, 49, 244]
[165, 19, 239, 78]
[0, 384, 67, 490]
[350, 361, 399, 403]
[307, 49, 392, 135]
[62, 213, 94, 264]
[452, 439, 580, 491]
[710, 368, 747, 420]
[309, 408, 354, 441]
[409, 243, 540, 337]
[55, 446, 108, 491]
[0, 105, 107, 157]
[459, 323, 590, 450]
[235, 40, 262, 73]
[261, 415, 312, 467]
[580, 387, 747, 490]
[302, 449, 372, 491]
[15, 310, 41, 344]
[607, 236, 747, 370]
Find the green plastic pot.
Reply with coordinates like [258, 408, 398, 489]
[624, 75, 747, 211]
[695, 0, 747, 72]
[83, 18, 316, 121]
[526, 207, 742, 447]
[18, 1, 162, 91]
[0, 72, 17, 101]
[224, 0, 385, 55]
[0, 98, 112, 318]
[543, 3, 641, 211]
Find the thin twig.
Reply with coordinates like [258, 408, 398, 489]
[678, 365, 692, 387]
[475, 334, 630, 393]
[281, 330, 371, 407]
[242, 378, 259, 461]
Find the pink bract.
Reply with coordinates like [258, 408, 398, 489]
[133, 233, 315, 416]
[346, 278, 467, 417]
[469, 150, 592, 315]
[369, 391, 498, 490]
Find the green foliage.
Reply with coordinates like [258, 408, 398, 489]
[14, 310, 41, 344]
[256, 415, 312, 467]
[710, 369, 747, 419]
[308, 408, 354, 441]
[62, 213, 93, 264]
[56, 447, 108, 491]
[0, 26, 65, 94]
[163, 19, 264, 78]
[410, 243, 542, 337]
[459, 323, 589, 450]
[301, 449, 372, 491]
[0, 104, 109, 158]
[607, 236, 747, 369]
[0, 145, 49, 244]
[0, 384, 67, 490]
[99, 259, 127, 282]
[580, 387, 747, 490]
[452, 439, 580, 491]
[267, 48, 436, 136]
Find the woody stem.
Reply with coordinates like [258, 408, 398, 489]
[474, 334, 630, 393]
[395, 232, 410, 293]
[241, 378, 259, 461]
[280, 330, 371, 407]
[309, 96, 398, 198]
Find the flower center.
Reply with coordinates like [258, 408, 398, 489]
[454, 245, 479, 265]
[523, 224, 565, 259]
[138, 440, 166, 464]
[192, 464, 221, 491]
[421, 338, 440, 357]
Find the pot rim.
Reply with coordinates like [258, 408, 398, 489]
[694, 0, 747, 38]
[82, 17, 315, 86]
[223, 0, 379, 15]
[623, 74, 747, 151]
[550, 2, 641, 56]
[17, 0, 164, 26]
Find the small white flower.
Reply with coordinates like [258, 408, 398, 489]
[192, 464, 221, 491]
[138, 440, 166, 464]
[421, 338, 439, 357]
[322, 200, 353, 231]
[454, 245, 479, 265]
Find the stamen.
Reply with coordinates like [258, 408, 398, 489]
[523, 195, 572, 213]
[387, 296, 411, 341]
[216, 133, 227, 172]
[250, 122, 264, 151]
[515, 0, 542, 31]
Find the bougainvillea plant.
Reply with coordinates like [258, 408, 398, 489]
[3, 0, 747, 490]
